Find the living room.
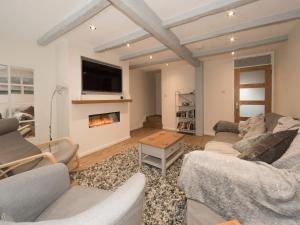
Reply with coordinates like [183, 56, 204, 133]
[0, 0, 300, 225]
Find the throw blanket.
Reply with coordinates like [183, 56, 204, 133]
[178, 151, 300, 225]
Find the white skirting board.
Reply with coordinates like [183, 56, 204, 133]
[163, 126, 177, 131]
[78, 136, 131, 158]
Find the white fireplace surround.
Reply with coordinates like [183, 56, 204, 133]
[70, 102, 130, 157]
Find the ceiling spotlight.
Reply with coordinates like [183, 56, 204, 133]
[166, 63, 169, 66]
[149, 55, 153, 60]
[231, 51, 235, 56]
[227, 10, 235, 17]
[89, 25, 96, 30]
[126, 43, 130, 47]
[230, 37, 235, 42]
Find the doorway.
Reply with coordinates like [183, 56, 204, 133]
[234, 65, 272, 122]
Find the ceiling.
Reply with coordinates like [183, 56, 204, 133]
[1, 0, 300, 71]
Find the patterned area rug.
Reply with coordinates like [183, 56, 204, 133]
[71, 143, 203, 225]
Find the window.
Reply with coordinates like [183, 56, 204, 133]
[0, 64, 35, 138]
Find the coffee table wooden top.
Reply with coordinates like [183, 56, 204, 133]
[217, 220, 241, 225]
[139, 131, 184, 149]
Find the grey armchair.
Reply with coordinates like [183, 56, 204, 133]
[0, 118, 79, 178]
[0, 164, 146, 225]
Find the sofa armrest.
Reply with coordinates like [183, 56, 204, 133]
[0, 163, 70, 222]
[213, 121, 239, 134]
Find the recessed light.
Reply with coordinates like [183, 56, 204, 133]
[149, 55, 153, 60]
[166, 63, 169, 66]
[126, 43, 130, 47]
[89, 25, 96, 30]
[227, 10, 235, 17]
[231, 51, 235, 56]
[230, 37, 235, 42]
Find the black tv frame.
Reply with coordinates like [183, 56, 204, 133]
[81, 56, 123, 95]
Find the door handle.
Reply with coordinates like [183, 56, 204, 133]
[235, 102, 239, 111]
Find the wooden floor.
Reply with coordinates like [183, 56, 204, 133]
[69, 128, 213, 171]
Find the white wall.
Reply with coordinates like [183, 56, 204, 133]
[129, 69, 156, 130]
[0, 36, 57, 144]
[160, 60, 232, 135]
[65, 40, 131, 156]
[275, 22, 300, 118]
[203, 58, 234, 135]
[161, 62, 195, 131]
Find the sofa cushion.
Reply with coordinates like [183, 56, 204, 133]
[265, 113, 283, 132]
[233, 133, 271, 153]
[213, 121, 239, 134]
[273, 117, 300, 133]
[205, 141, 240, 157]
[238, 129, 298, 164]
[238, 114, 264, 137]
[212, 132, 242, 144]
[243, 119, 266, 139]
[36, 186, 112, 221]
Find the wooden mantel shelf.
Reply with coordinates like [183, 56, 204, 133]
[72, 99, 132, 104]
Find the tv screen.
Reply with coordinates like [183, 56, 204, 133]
[82, 57, 122, 93]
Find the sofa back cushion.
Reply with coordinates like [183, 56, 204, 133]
[213, 121, 239, 134]
[0, 164, 70, 222]
[233, 133, 271, 153]
[265, 113, 283, 132]
[238, 129, 298, 164]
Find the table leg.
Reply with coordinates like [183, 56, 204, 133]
[162, 156, 166, 177]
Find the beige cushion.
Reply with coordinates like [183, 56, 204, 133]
[273, 117, 300, 133]
[243, 120, 266, 139]
[213, 132, 241, 144]
[205, 141, 240, 157]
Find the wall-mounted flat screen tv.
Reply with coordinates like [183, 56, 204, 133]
[81, 57, 122, 93]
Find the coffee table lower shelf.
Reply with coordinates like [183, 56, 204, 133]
[142, 149, 184, 170]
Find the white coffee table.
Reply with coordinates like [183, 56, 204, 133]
[138, 131, 184, 176]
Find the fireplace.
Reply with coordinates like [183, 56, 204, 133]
[89, 112, 120, 128]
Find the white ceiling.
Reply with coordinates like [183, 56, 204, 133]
[1, 0, 300, 69]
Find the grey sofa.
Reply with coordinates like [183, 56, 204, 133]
[0, 163, 146, 225]
[185, 113, 284, 225]
[204, 113, 283, 157]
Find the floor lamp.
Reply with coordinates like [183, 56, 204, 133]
[49, 85, 68, 151]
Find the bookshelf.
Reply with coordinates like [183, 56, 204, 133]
[175, 91, 195, 135]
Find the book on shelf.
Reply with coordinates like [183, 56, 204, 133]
[176, 110, 195, 118]
[177, 121, 195, 131]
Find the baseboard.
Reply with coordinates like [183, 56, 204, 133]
[163, 126, 177, 131]
[78, 136, 131, 158]
[130, 125, 143, 131]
